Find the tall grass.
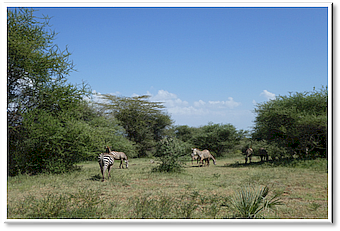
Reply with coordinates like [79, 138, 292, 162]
[8, 188, 103, 219]
[127, 187, 282, 219]
[128, 190, 228, 219]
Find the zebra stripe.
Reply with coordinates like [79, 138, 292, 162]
[98, 153, 115, 182]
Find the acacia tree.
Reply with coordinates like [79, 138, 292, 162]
[252, 87, 328, 158]
[94, 94, 173, 157]
[7, 8, 75, 126]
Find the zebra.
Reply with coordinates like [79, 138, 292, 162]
[205, 153, 216, 167]
[110, 151, 129, 169]
[191, 148, 216, 166]
[98, 153, 115, 182]
[105, 146, 129, 169]
[244, 148, 253, 164]
[258, 148, 269, 162]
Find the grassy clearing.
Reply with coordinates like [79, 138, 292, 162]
[7, 156, 328, 219]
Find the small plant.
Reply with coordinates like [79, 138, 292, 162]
[309, 202, 322, 211]
[227, 185, 283, 219]
[213, 173, 221, 179]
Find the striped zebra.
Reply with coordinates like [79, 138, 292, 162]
[98, 153, 115, 182]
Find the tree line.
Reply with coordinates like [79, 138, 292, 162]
[7, 8, 328, 176]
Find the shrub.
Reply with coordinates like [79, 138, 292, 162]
[152, 137, 187, 173]
[227, 185, 283, 219]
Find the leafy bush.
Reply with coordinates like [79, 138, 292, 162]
[190, 123, 243, 157]
[249, 140, 288, 160]
[152, 137, 188, 173]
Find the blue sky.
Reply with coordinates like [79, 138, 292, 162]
[26, 6, 329, 130]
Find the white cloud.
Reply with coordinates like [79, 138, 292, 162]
[207, 97, 241, 109]
[150, 90, 189, 108]
[252, 99, 257, 105]
[151, 89, 177, 101]
[194, 100, 206, 107]
[260, 90, 276, 101]
[194, 98, 240, 109]
[147, 90, 242, 121]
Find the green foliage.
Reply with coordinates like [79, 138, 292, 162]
[174, 125, 199, 143]
[94, 94, 173, 157]
[84, 114, 137, 160]
[252, 87, 327, 159]
[227, 185, 283, 219]
[10, 102, 136, 175]
[190, 123, 243, 157]
[7, 8, 75, 127]
[241, 140, 288, 160]
[152, 137, 188, 173]
[7, 8, 136, 175]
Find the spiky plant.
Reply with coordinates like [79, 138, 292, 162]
[228, 185, 283, 219]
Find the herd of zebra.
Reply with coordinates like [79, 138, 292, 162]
[98, 146, 269, 182]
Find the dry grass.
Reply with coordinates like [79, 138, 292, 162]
[7, 156, 328, 219]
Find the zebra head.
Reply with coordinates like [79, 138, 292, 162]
[191, 148, 198, 156]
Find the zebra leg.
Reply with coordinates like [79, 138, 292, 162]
[102, 165, 108, 182]
[100, 165, 103, 177]
[108, 165, 112, 179]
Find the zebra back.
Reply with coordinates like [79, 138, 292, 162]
[98, 153, 115, 181]
[98, 153, 114, 166]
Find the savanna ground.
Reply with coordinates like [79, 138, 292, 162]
[7, 154, 328, 219]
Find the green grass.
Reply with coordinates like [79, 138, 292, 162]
[7, 156, 328, 219]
